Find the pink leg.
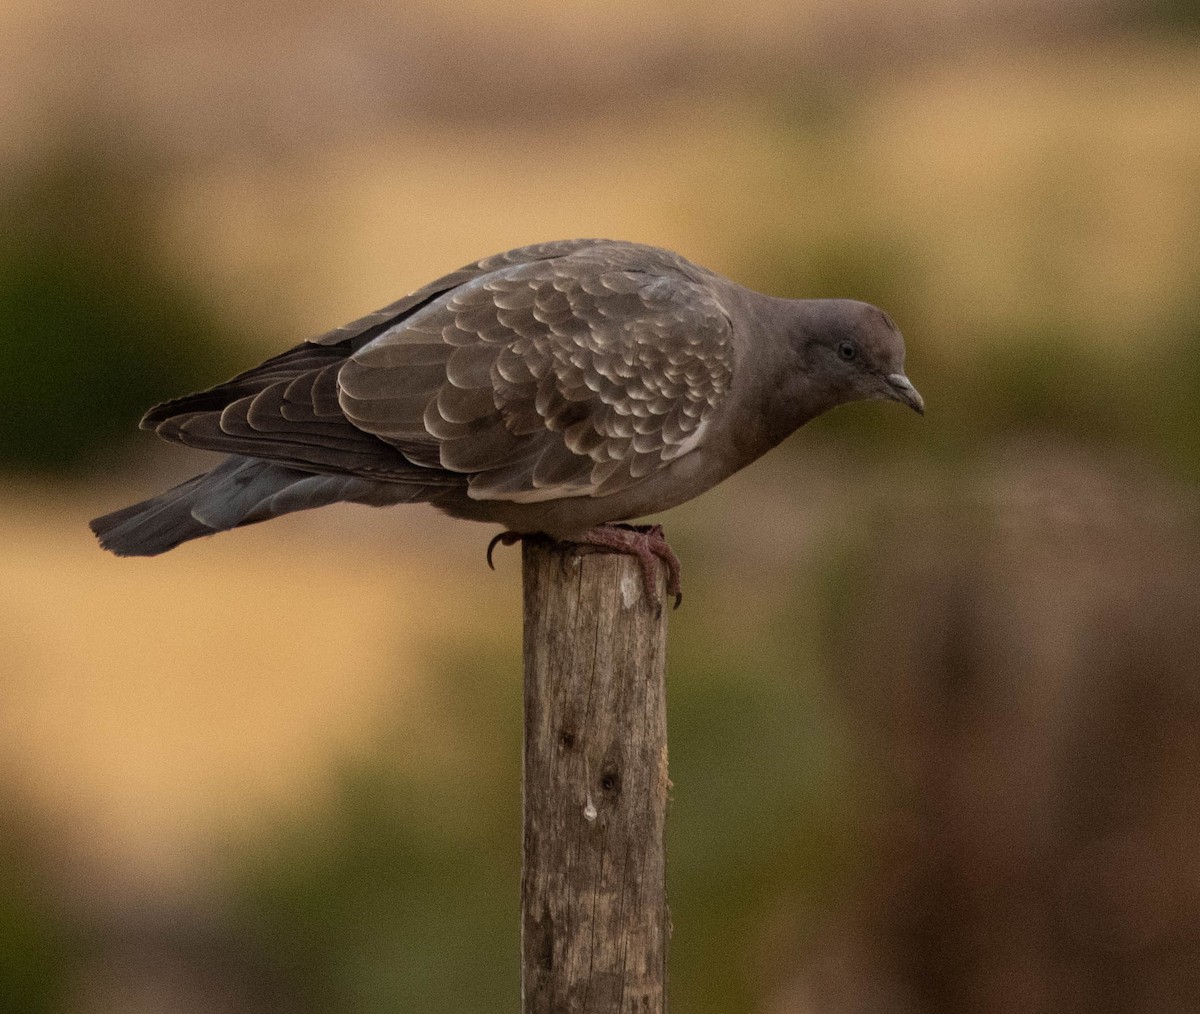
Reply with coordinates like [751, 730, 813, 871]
[577, 523, 683, 609]
[485, 524, 683, 608]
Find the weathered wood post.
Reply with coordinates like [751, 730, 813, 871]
[521, 537, 670, 1013]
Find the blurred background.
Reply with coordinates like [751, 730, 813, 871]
[2, 0, 1199, 1011]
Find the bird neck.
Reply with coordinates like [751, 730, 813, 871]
[713, 292, 825, 460]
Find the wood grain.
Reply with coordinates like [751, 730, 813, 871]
[521, 537, 670, 1014]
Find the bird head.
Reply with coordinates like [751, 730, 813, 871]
[800, 300, 924, 416]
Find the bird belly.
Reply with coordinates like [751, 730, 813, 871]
[430, 449, 732, 539]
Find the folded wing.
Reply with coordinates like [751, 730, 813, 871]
[338, 249, 735, 502]
[141, 240, 735, 503]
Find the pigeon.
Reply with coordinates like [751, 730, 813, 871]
[90, 239, 923, 604]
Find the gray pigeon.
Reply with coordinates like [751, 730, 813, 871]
[90, 239, 922, 602]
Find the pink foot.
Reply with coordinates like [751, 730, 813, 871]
[485, 524, 683, 609]
[578, 523, 683, 609]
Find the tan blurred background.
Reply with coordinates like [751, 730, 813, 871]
[2, 1, 1199, 1011]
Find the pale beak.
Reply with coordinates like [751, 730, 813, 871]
[885, 373, 925, 415]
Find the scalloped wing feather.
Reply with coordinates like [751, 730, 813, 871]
[337, 251, 734, 503]
[139, 240, 618, 480]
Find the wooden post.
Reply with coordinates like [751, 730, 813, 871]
[521, 537, 670, 1014]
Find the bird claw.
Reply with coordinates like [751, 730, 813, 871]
[486, 524, 683, 609]
[578, 523, 683, 609]
[486, 530, 523, 570]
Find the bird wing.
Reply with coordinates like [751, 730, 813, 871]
[141, 240, 735, 501]
[338, 250, 735, 502]
[139, 240, 615, 479]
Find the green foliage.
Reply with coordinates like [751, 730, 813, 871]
[1124, 0, 1200, 31]
[666, 634, 858, 1013]
[230, 643, 523, 1014]
[0, 810, 77, 1014]
[0, 143, 240, 473]
[941, 322, 1200, 482]
[237, 765, 519, 1012]
[1141, 298, 1200, 482]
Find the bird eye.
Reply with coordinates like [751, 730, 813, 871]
[837, 341, 858, 362]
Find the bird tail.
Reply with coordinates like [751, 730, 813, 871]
[90, 456, 431, 556]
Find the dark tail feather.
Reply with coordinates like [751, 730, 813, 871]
[89, 457, 259, 556]
[90, 456, 438, 557]
[91, 476, 221, 555]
